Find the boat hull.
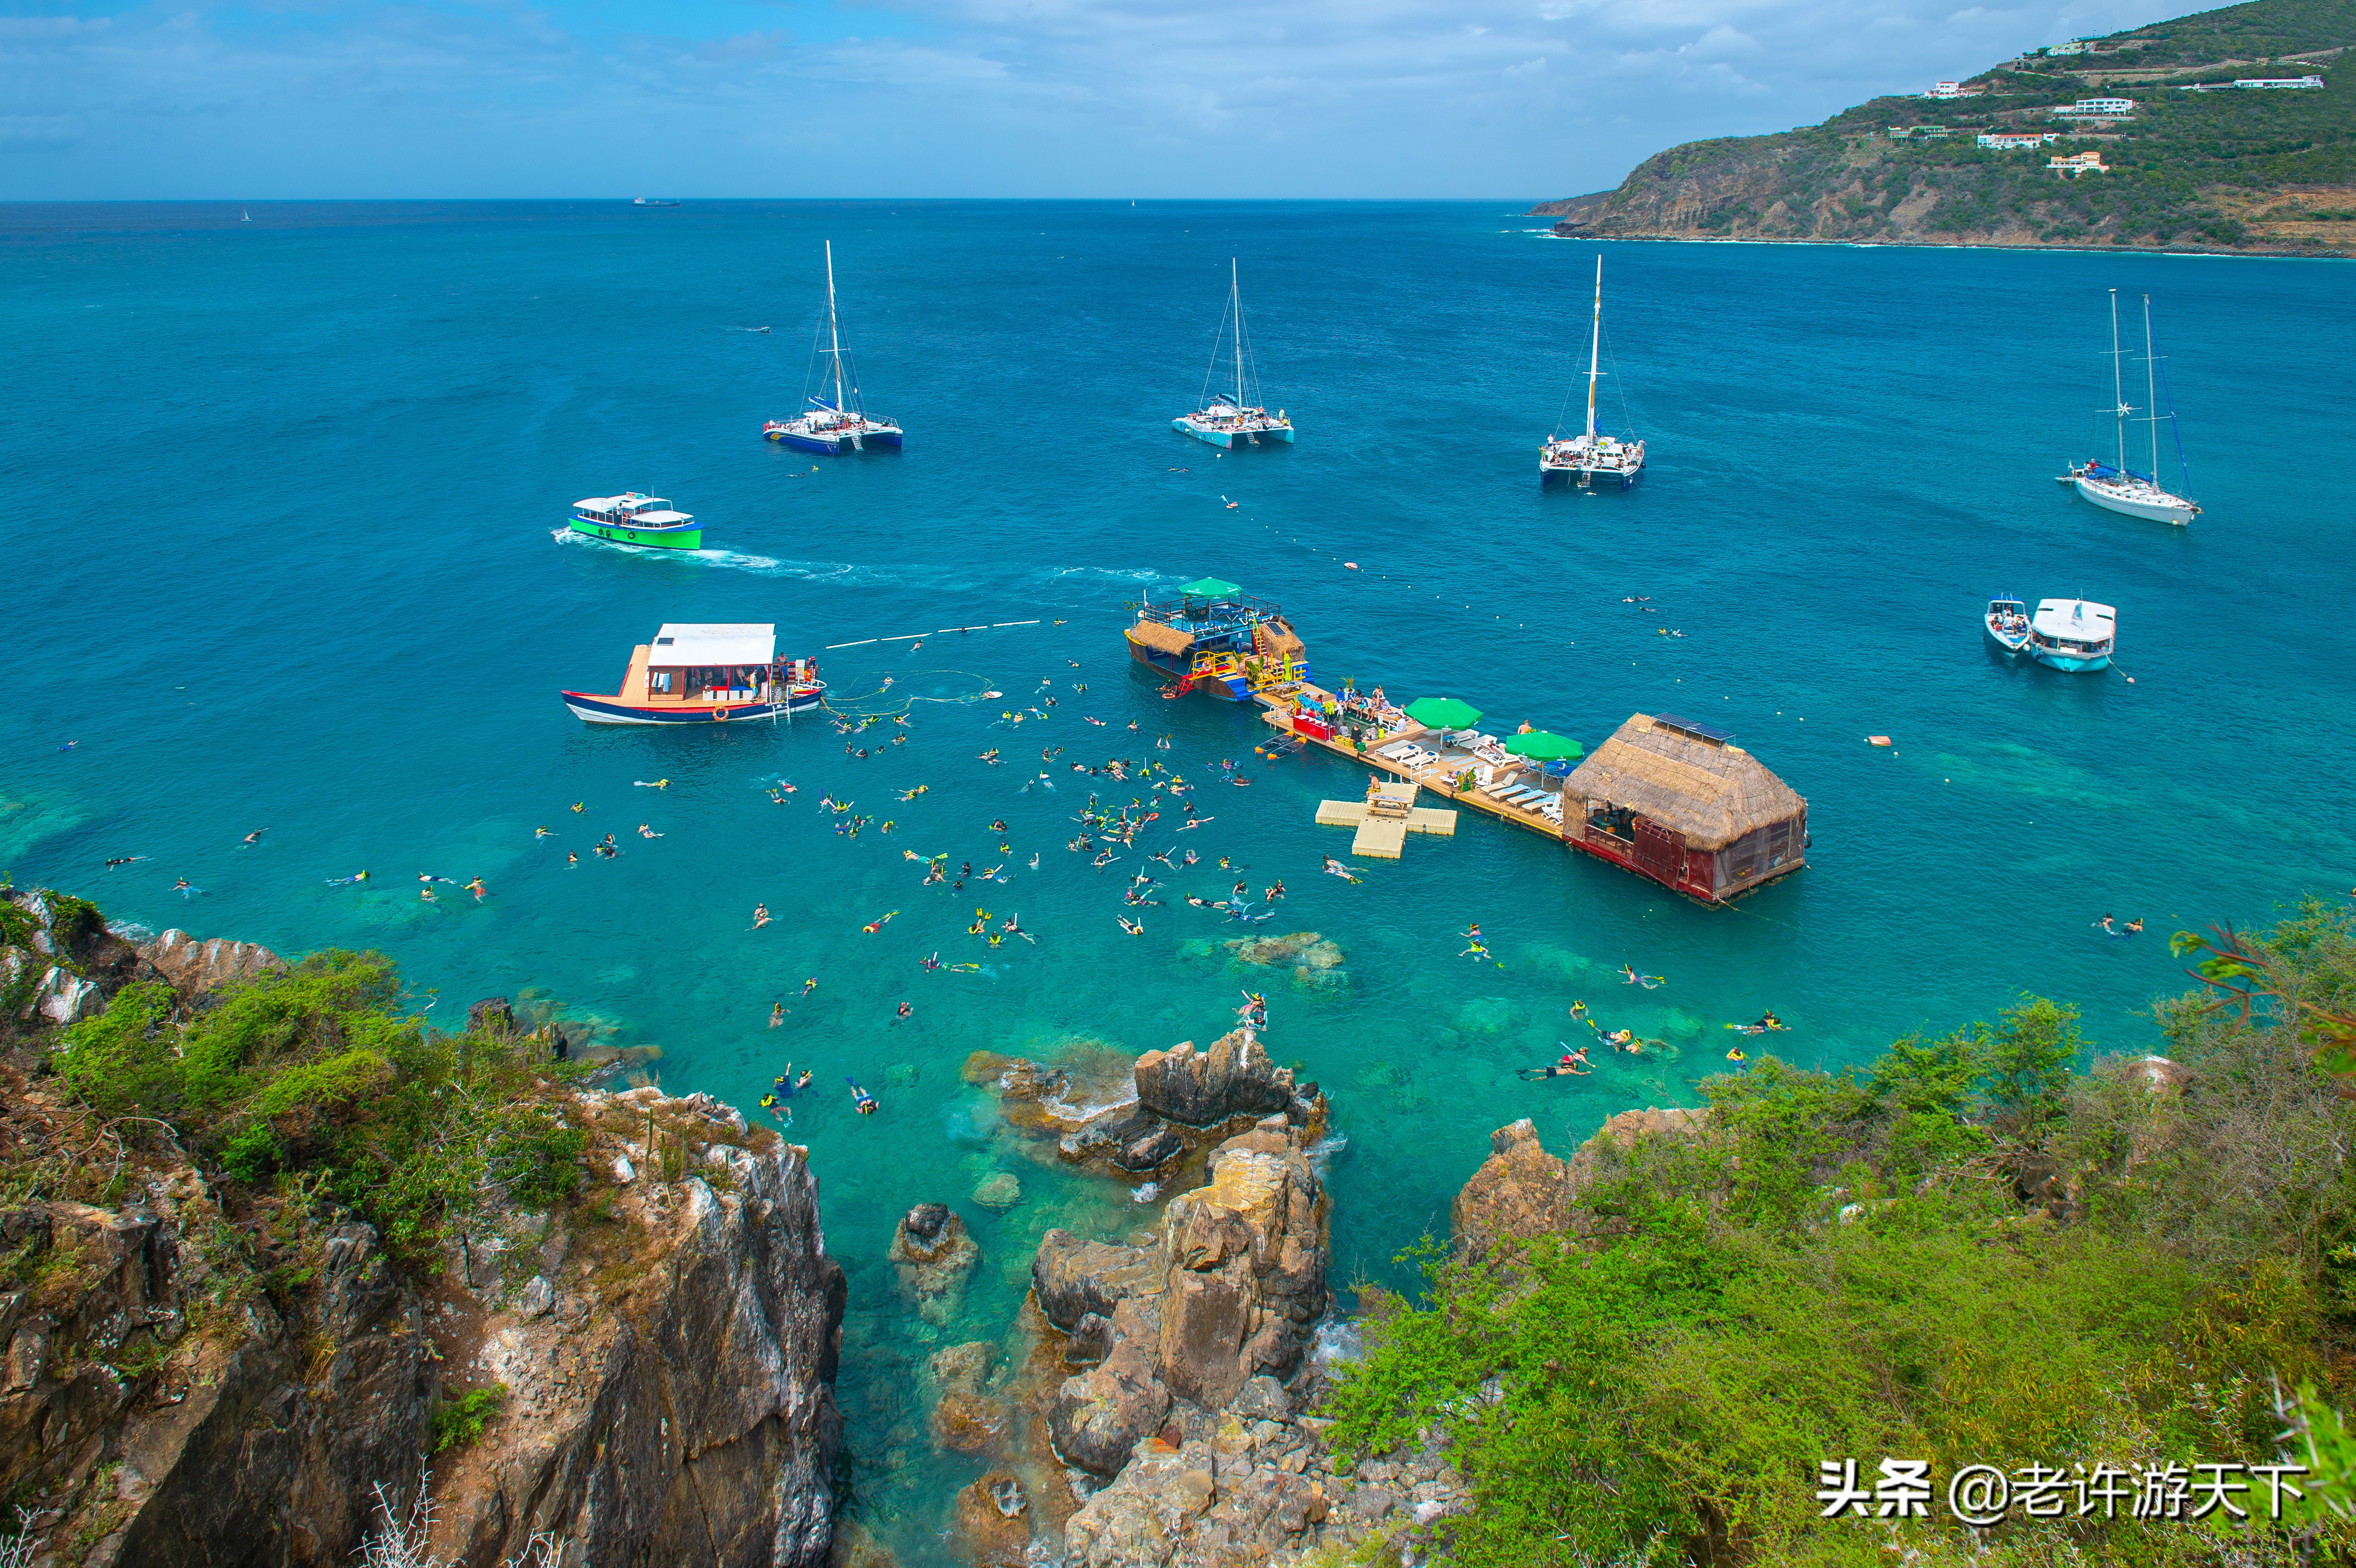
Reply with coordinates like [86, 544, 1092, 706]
[1172, 418, 1294, 449]
[568, 519, 702, 551]
[765, 425, 905, 456]
[1986, 626, 2030, 655]
[2029, 647, 2111, 673]
[1541, 462, 1643, 489]
[2073, 475, 2195, 526]
[562, 689, 825, 725]
[1125, 635, 1308, 701]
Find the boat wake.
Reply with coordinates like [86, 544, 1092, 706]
[552, 528, 891, 584]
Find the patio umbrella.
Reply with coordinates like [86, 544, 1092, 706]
[1404, 696, 1484, 730]
[1502, 731, 1584, 761]
[1177, 576, 1241, 598]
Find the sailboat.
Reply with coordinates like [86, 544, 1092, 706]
[762, 242, 903, 455]
[240, 209, 251, 223]
[2059, 290, 2197, 525]
[1172, 260, 1294, 449]
[1541, 256, 1645, 487]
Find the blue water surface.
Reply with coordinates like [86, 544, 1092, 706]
[6, 200, 2353, 1555]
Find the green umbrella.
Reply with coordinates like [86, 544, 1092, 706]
[1177, 576, 1241, 598]
[1502, 731, 1584, 761]
[1404, 696, 1484, 731]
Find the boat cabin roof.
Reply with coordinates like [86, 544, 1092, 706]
[577, 493, 667, 512]
[648, 623, 774, 668]
[622, 510, 693, 526]
[2032, 599, 2115, 638]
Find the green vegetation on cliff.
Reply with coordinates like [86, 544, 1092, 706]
[1328, 902, 2356, 1564]
[1539, 0, 2356, 254]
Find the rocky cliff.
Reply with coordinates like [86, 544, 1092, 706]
[0, 888, 845, 1568]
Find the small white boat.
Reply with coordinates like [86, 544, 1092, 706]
[2028, 598, 2116, 672]
[1984, 595, 2030, 655]
[2061, 290, 2198, 526]
[1174, 260, 1294, 449]
[1541, 255, 1645, 488]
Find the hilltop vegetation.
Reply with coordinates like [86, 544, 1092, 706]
[1326, 901, 2356, 1564]
[1537, 0, 2356, 254]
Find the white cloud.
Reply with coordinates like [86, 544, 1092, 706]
[0, 0, 2172, 197]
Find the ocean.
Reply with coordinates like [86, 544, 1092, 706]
[7, 199, 2353, 1558]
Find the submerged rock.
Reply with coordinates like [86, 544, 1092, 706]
[890, 1204, 980, 1326]
[952, 1469, 1033, 1567]
[972, 1172, 1023, 1212]
[930, 1342, 1011, 1456]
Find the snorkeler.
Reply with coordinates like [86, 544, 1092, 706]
[861, 910, 898, 933]
[534, 826, 553, 839]
[895, 1002, 913, 1020]
[754, 903, 772, 928]
[1619, 964, 1664, 988]
[1322, 855, 1362, 884]
[242, 829, 268, 845]
[1117, 916, 1144, 936]
[801, 977, 818, 998]
[464, 876, 488, 902]
[846, 1078, 879, 1115]
[769, 1002, 785, 1028]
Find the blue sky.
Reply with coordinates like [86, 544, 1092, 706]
[3, 0, 2171, 199]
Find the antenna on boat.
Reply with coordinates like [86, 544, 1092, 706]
[1585, 255, 1604, 443]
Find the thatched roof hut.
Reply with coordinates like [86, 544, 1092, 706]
[1561, 713, 1807, 900]
[1126, 620, 1196, 657]
[1565, 712, 1802, 849]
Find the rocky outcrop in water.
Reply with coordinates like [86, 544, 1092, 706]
[890, 1201, 980, 1327]
[1134, 1030, 1301, 1129]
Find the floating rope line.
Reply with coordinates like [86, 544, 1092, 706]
[820, 669, 1000, 723]
[825, 619, 1040, 651]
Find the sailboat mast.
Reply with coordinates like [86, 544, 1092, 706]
[1230, 258, 1245, 407]
[2107, 288, 2125, 476]
[826, 241, 845, 414]
[1585, 256, 1604, 442]
[2142, 293, 2160, 484]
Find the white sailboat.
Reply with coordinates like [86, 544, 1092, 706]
[762, 242, 903, 455]
[1173, 260, 1294, 449]
[1542, 256, 1645, 487]
[2060, 290, 2197, 526]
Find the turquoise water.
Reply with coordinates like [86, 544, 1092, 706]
[9, 201, 2355, 1554]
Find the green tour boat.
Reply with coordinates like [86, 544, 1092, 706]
[569, 492, 702, 551]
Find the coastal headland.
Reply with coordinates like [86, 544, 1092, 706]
[1535, 0, 2354, 255]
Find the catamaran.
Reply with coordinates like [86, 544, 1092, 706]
[763, 242, 903, 455]
[2060, 290, 2198, 526]
[1173, 260, 1294, 449]
[1541, 256, 1646, 487]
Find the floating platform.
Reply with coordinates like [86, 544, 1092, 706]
[1314, 779, 1457, 859]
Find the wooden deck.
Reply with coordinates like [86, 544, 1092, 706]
[1260, 693, 1569, 845]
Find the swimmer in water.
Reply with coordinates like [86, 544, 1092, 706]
[895, 1001, 913, 1020]
[465, 876, 487, 902]
[567, 852, 580, 866]
[769, 1002, 785, 1028]
[243, 829, 268, 845]
[1322, 855, 1362, 884]
[1727, 1048, 1747, 1062]
[174, 877, 194, 895]
[535, 826, 553, 839]
[1117, 916, 1143, 936]
[571, 802, 587, 813]
[754, 904, 772, 928]
[861, 910, 899, 933]
[847, 1078, 878, 1115]
[801, 977, 818, 998]
[1619, 964, 1664, 988]
[639, 823, 662, 838]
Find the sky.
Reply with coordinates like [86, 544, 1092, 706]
[2, 0, 2179, 200]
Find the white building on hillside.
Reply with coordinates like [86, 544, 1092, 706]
[1979, 131, 2061, 149]
[2058, 96, 2135, 115]
[2049, 150, 2109, 176]
[1928, 81, 1983, 99]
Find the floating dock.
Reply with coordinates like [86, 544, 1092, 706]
[1314, 779, 1457, 859]
[1257, 684, 1807, 904]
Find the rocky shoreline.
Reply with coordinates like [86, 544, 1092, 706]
[4, 890, 1712, 1568]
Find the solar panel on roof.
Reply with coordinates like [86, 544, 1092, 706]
[1652, 714, 1734, 746]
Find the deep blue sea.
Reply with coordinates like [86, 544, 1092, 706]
[7, 201, 2354, 1555]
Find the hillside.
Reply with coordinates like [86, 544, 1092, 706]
[1536, 0, 2356, 253]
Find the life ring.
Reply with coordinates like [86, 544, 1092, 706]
[712, 706, 730, 723]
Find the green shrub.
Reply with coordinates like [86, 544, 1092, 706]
[428, 1384, 508, 1452]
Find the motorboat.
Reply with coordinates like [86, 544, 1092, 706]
[568, 492, 701, 551]
[561, 624, 825, 724]
[1984, 594, 2031, 655]
[2026, 598, 2116, 672]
